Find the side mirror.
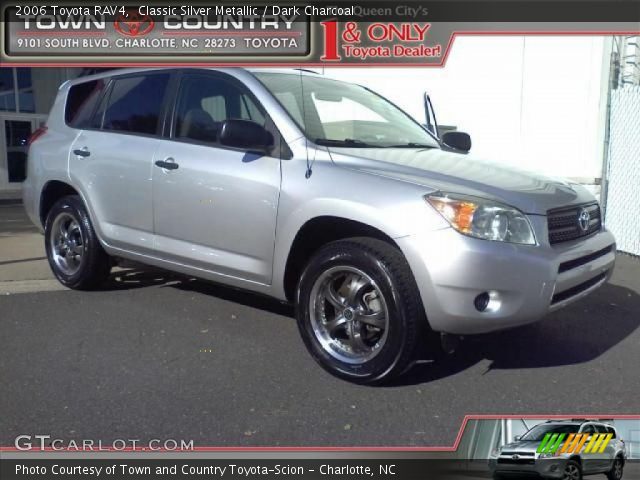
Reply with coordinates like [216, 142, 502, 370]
[219, 119, 273, 152]
[514, 435, 522, 441]
[442, 131, 471, 152]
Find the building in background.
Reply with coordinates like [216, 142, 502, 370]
[0, 67, 83, 198]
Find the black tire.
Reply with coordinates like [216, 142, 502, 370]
[607, 457, 624, 480]
[492, 473, 504, 480]
[295, 237, 428, 384]
[563, 460, 582, 480]
[44, 195, 111, 290]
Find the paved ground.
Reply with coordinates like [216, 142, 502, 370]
[1, 204, 639, 447]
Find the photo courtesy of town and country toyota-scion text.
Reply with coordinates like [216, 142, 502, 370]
[0, 1, 639, 479]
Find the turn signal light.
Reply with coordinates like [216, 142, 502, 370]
[426, 196, 478, 233]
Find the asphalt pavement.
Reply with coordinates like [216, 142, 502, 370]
[1, 204, 639, 447]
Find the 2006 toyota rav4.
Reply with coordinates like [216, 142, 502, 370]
[23, 68, 616, 383]
[490, 420, 626, 480]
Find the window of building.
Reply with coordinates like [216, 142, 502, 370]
[0, 69, 16, 111]
[0, 68, 34, 113]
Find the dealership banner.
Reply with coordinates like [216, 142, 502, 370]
[1, 1, 640, 65]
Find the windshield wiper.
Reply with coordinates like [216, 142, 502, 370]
[315, 138, 378, 148]
[384, 142, 437, 149]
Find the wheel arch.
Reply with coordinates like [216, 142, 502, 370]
[39, 180, 80, 226]
[568, 455, 582, 466]
[282, 215, 399, 302]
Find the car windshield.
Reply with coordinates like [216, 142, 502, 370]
[254, 72, 440, 149]
[520, 424, 581, 441]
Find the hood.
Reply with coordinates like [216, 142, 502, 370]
[500, 440, 540, 453]
[327, 147, 595, 215]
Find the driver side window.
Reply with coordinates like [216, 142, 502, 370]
[173, 74, 266, 145]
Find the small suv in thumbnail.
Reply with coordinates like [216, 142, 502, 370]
[490, 420, 626, 480]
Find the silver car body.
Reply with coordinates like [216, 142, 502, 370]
[489, 421, 627, 479]
[23, 67, 616, 335]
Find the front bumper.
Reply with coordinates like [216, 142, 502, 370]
[397, 225, 616, 335]
[489, 456, 568, 479]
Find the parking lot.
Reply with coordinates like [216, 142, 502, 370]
[1, 203, 639, 447]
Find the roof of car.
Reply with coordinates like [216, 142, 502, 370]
[542, 420, 615, 427]
[63, 67, 323, 91]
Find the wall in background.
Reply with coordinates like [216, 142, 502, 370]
[323, 36, 610, 183]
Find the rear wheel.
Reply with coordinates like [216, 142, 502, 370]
[44, 195, 111, 290]
[296, 237, 427, 384]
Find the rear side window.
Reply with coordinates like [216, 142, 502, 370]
[102, 74, 170, 135]
[65, 80, 107, 128]
[607, 426, 617, 438]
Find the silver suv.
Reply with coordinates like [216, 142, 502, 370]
[490, 421, 627, 480]
[23, 68, 616, 383]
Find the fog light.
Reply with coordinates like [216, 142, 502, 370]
[474, 292, 490, 312]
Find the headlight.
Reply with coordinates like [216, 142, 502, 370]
[538, 453, 556, 459]
[490, 448, 501, 458]
[426, 193, 536, 245]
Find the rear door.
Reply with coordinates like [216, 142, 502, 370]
[152, 71, 282, 284]
[69, 71, 172, 253]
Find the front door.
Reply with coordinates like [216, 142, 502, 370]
[152, 71, 281, 285]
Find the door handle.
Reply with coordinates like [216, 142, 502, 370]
[155, 158, 179, 170]
[73, 147, 90, 157]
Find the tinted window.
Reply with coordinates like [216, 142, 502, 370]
[102, 74, 170, 135]
[66, 80, 107, 128]
[607, 427, 617, 438]
[174, 75, 265, 144]
[582, 425, 596, 434]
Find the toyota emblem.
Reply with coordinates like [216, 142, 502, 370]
[578, 208, 591, 232]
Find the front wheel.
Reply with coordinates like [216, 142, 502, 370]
[562, 460, 582, 480]
[607, 457, 624, 480]
[44, 195, 111, 290]
[295, 237, 427, 384]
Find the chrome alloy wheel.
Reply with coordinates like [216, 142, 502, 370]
[309, 266, 389, 364]
[563, 463, 581, 480]
[50, 212, 85, 275]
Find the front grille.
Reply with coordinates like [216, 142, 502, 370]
[548, 203, 601, 245]
[551, 272, 608, 304]
[558, 245, 614, 273]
